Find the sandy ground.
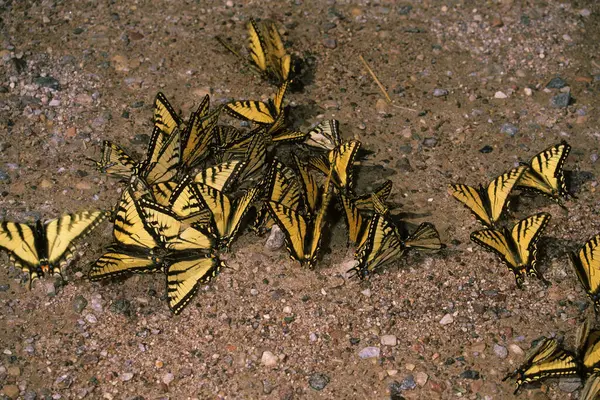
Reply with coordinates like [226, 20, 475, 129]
[1, 0, 599, 399]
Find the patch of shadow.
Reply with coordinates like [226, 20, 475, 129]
[566, 170, 594, 196]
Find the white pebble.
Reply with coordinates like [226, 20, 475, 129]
[120, 372, 133, 381]
[380, 335, 397, 346]
[261, 351, 278, 367]
[283, 306, 292, 314]
[85, 314, 97, 324]
[494, 91, 508, 99]
[524, 88, 532, 96]
[162, 372, 174, 385]
[439, 313, 454, 325]
[415, 371, 429, 386]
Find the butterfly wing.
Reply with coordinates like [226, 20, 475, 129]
[225, 100, 275, 124]
[194, 160, 245, 192]
[153, 92, 182, 135]
[181, 107, 219, 168]
[352, 214, 403, 278]
[267, 201, 307, 263]
[0, 221, 40, 274]
[271, 80, 289, 115]
[330, 140, 361, 192]
[264, 22, 290, 82]
[470, 228, 521, 283]
[511, 212, 551, 278]
[518, 141, 571, 201]
[247, 19, 268, 73]
[570, 234, 600, 311]
[339, 194, 368, 247]
[304, 120, 341, 150]
[89, 245, 160, 280]
[293, 154, 319, 215]
[486, 166, 527, 223]
[142, 128, 181, 186]
[112, 188, 161, 249]
[94, 141, 139, 180]
[166, 255, 223, 314]
[403, 223, 444, 251]
[354, 180, 393, 211]
[449, 184, 492, 227]
[45, 210, 109, 270]
[580, 372, 600, 400]
[222, 187, 260, 248]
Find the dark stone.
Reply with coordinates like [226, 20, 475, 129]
[12, 57, 27, 73]
[0, 169, 11, 183]
[34, 76, 60, 90]
[520, 15, 530, 25]
[73, 27, 84, 34]
[398, 145, 412, 154]
[400, 375, 416, 390]
[121, 111, 130, 119]
[479, 145, 493, 153]
[322, 22, 337, 31]
[546, 77, 567, 89]
[23, 391, 37, 400]
[349, 337, 360, 345]
[389, 381, 406, 400]
[110, 298, 132, 316]
[551, 92, 571, 108]
[0, 86, 8, 93]
[0, 284, 9, 292]
[460, 370, 480, 379]
[444, 357, 455, 365]
[72, 295, 88, 313]
[131, 101, 144, 108]
[397, 5, 412, 15]
[308, 373, 330, 390]
[423, 137, 438, 148]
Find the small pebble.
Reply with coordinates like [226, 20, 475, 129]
[120, 372, 134, 382]
[494, 91, 508, 99]
[423, 137, 438, 148]
[358, 346, 380, 359]
[493, 344, 508, 359]
[85, 314, 97, 324]
[2, 384, 19, 398]
[546, 77, 567, 89]
[0, 169, 11, 183]
[579, 9, 591, 17]
[162, 372, 175, 385]
[479, 145, 493, 154]
[414, 372, 428, 386]
[308, 373, 330, 390]
[375, 98, 390, 114]
[261, 351, 277, 367]
[400, 375, 416, 390]
[460, 370, 480, 380]
[380, 335, 397, 346]
[7, 366, 20, 376]
[250, 288, 258, 296]
[432, 88, 448, 97]
[265, 225, 285, 250]
[500, 123, 518, 137]
[439, 314, 454, 325]
[509, 344, 524, 355]
[551, 92, 571, 108]
[309, 333, 318, 342]
[322, 38, 337, 49]
[524, 88, 533, 96]
[283, 306, 292, 314]
[72, 295, 88, 313]
[321, 100, 339, 110]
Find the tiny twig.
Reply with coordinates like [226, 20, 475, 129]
[359, 55, 417, 112]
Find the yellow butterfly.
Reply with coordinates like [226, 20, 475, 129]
[570, 233, 600, 311]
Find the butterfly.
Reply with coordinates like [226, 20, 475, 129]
[308, 140, 361, 193]
[470, 212, 551, 287]
[503, 337, 579, 394]
[570, 233, 600, 312]
[225, 81, 289, 125]
[246, 18, 292, 84]
[303, 120, 342, 150]
[0, 210, 108, 286]
[153, 92, 183, 136]
[180, 96, 220, 169]
[194, 184, 260, 249]
[449, 166, 526, 228]
[267, 161, 334, 268]
[517, 141, 573, 205]
[254, 159, 303, 234]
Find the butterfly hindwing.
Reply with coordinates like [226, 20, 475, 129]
[570, 233, 600, 311]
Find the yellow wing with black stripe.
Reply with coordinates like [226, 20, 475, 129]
[153, 92, 182, 135]
[470, 212, 551, 287]
[581, 372, 600, 400]
[339, 193, 369, 248]
[517, 141, 572, 204]
[264, 21, 291, 82]
[194, 160, 245, 192]
[92, 141, 139, 180]
[449, 166, 526, 228]
[503, 337, 579, 394]
[402, 223, 444, 252]
[181, 103, 219, 168]
[247, 19, 268, 74]
[141, 127, 181, 186]
[354, 180, 393, 211]
[570, 233, 600, 312]
[308, 140, 361, 193]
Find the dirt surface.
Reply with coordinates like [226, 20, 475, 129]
[1, 1, 599, 399]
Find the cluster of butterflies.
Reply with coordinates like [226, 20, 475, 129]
[504, 317, 600, 399]
[0, 20, 444, 314]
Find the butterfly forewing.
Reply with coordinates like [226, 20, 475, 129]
[166, 256, 223, 314]
[154, 92, 182, 135]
